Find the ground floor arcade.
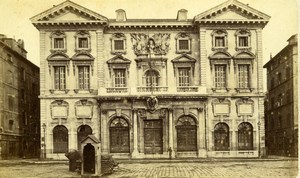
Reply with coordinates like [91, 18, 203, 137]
[42, 96, 264, 159]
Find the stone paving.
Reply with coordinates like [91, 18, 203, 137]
[0, 159, 298, 178]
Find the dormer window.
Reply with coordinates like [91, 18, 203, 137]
[235, 30, 251, 50]
[75, 31, 90, 51]
[176, 33, 191, 53]
[51, 31, 66, 52]
[212, 30, 227, 50]
[111, 33, 126, 54]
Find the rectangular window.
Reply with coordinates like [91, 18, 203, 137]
[54, 66, 66, 90]
[78, 37, 88, 49]
[114, 69, 126, 87]
[78, 66, 90, 90]
[238, 65, 250, 88]
[9, 120, 14, 130]
[8, 96, 14, 110]
[114, 40, 124, 51]
[215, 65, 226, 88]
[20, 67, 25, 81]
[178, 68, 190, 86]
[178, 40, 189, 50]
[215, 37, 225, 47]
[238, 36, 249, 47]
[53, 38, 64, 49]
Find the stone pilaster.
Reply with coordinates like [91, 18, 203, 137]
[199, 29, 207, 86]
[96, 30, 105, 93]
[132, 110, 139, 157]
[198, 107, 207, 157]
[39, 31, 46, 95]
[256, 29, 263, 93]
[168, 108, 175, 158]
[101, 110, 108, 154]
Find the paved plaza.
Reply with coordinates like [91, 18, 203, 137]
[0, 159, 298, 178]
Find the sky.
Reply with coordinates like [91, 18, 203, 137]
[0, 0, 298, 68]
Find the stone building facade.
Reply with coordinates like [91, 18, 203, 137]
[0, 34, 40, 159]
[264, 34, 298, 157]
[31, 0, 269, 159]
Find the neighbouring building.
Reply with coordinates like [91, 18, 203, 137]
[31, 0, 269, 159]
[0, 34, 40, 159]
[264, 34, 298, 157]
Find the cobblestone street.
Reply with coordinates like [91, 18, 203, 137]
[0, 159, 298, 178]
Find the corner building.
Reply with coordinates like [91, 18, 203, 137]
[264, 35, 298, 156]
[31, 0, 269, 159]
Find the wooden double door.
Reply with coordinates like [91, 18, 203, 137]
[144, 120, 163, 154]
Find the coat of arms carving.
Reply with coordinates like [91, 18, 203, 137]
[130, 33, 170, 55]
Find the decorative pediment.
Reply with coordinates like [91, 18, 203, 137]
[107, 55, 131, 65]
[233, 51, 255, 59]
[209, 51, 232, 60]
[30, 0, 108, 26]
[47, 52, 69, 60]
[72, 52, 94, 60]
[171, 54, 196, 63]
[194, 0, 270, 25]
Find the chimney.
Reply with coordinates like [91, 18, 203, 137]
[0, 34, 7, 39]
[116, 9, 127, 21]
[17, 39, 25, 49]
[177, 9, 188, 21]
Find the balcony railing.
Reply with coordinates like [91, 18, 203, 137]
[177, 86, 198, 92]
[106, 87, 128, 93]
[137, 86, 168, 92]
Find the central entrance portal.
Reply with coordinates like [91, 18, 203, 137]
[144, 119, 163, 154]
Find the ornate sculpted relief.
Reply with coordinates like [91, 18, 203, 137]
[130, 33, 170, 55]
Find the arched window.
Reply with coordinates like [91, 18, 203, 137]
[109, 117, 130, 153]
[238, 122, 253, 150]
[176, 116, 197, 151]
[214, 123, 229, 151]
[77, 125, 92, 150]
[53, 125, 68, 153]
[144, 70, 160, 86]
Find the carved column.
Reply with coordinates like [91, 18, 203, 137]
[132, 109, 139, 158]
[168, 108, 175, 158]
[198, 107, 207, 157]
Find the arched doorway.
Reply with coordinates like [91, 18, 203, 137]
[53, 125, 68, 153]
[77, 125, 92, 150]
[238, 122, 253, 150]
[109, 117, 130, 153]
[176, 115, 197, 151]
[214, 122, 229, 151]
[83, 143, 95, 174]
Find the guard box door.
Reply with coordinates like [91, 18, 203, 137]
[83, 143, 95, 174]
[144, 119, 163, 154]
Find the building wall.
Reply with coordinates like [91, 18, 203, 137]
[264, 34, 298, 156]
[32, 0, 269, 159]
[0, 36, 40, 159]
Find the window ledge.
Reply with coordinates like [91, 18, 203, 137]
[74, 89, 94, 94]
[177, 86, 198, 92]
[235, 88, 254, 93]
[212, 88, 230, 92]
[106, 87, 128, 93]
[49, 89, 69, 94]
